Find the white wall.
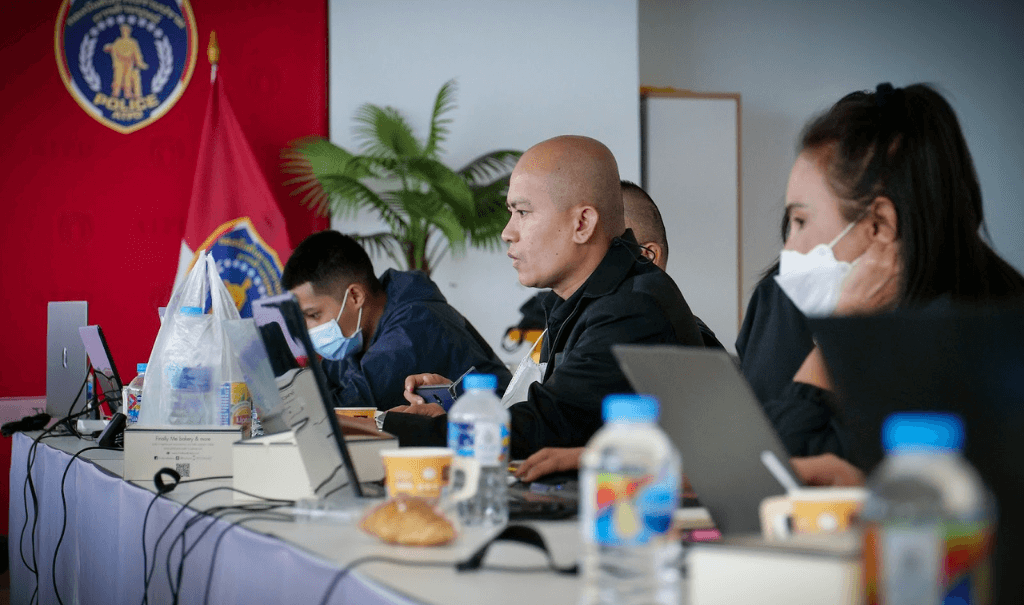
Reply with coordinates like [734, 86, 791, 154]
[329, 0, 640, 363]
[639, 0, 1024, 316]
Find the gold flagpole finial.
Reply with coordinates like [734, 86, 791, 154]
[207, 31, 220, 66]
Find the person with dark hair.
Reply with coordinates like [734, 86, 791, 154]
[752, 82, 1024, 460]
[621, 180, 723, 349]
[385, 135, 705, 459]
[281, 230, 511, 411]
[620, 180, 670, 269]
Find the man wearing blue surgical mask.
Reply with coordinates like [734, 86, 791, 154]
[282, 231, 511, 410]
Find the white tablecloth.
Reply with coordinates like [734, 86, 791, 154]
[8, 432, 583, 605]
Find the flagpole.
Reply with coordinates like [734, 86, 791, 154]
[208, 31, 219, 83]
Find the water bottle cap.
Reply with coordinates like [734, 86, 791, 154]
[463, 373, 497, 391]
[603, 394, 659, 423]
[882, 412, 964, 453]
[180, 306, 203, 316]
[137, 363, 147, 373]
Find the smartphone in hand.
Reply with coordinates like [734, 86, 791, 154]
[414, 384, 457, 410]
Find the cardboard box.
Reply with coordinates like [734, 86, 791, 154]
[123, 425, 240, 482]
[232, 429, 396, 502]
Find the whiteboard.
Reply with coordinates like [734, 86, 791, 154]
[642, 93, 741, 352]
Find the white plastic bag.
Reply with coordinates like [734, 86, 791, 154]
[139, 252, 242, 426]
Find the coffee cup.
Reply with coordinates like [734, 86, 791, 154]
[334, 406, 377, 420]
[380, 447, 479, 503]
[760, 487, 867, 538]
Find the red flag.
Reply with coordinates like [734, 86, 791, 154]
[173, 65, 291, 314]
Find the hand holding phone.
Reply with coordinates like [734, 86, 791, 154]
[414, 384, 457, 410]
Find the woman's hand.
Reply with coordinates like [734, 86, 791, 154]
[402, 373, 451, 405]
[789, 453, 865, 487]
[836, 238, 901, 316]
[514, 447, 584, 482]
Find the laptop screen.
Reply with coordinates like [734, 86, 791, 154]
[79, 325, 123, 412]
[810, 307, 1024, 604]
[250, 293, 370, 500]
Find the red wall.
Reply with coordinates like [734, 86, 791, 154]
[0, 1, 328, 532]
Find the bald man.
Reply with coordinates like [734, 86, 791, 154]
[387, 135, 704, 458]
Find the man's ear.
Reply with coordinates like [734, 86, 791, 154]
[572, 205, 599, 244]
[640, 241, 665, 269]
[869, 197, 899, 243]
[347, 283, 368, 308]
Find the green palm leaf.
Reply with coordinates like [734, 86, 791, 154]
[351, 231, 405, 269]
[424, 79, 457, 158]
[282, 79, 521, 274]
[354, 104, 423, 159]
[458, 150, 522, 185]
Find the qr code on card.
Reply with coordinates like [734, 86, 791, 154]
[175, 463, 191, 478]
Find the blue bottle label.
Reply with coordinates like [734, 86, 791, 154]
[448, 421, 509, 467]
[592, 470, 678, 546]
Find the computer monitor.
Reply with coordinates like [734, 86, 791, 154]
[79, 325, 123, 413]
[46, 301, 88, 419]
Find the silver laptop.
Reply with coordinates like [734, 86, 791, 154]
[46, 301, 88, 419]
[613, 345, 799, 534]
[244, 293, 385, 500]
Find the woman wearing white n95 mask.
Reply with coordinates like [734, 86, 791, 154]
[756, 82, 1024, 462]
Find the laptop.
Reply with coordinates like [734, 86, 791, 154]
[79, 325, 124, 414]
[613, 345, 798, 534]
[808, 307, 1024, 604]
[247, 293, 385, 500]
[46, 301, 88, 419]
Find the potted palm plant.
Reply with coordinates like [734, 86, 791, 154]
[282, 80, 521, 275]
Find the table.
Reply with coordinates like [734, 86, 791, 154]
[8, 432, 584, 605]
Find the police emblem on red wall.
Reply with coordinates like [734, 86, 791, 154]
[55, 0, 197, 134]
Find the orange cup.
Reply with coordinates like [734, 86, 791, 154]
[334, 406, 377, 420]
[380, 448, 479, 503]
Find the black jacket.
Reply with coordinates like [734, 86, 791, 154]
[384, 232, 705, 458]
[736, 273, 846, 458]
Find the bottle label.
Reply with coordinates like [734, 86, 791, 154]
[125, 387, 141, 424]
[591, 470, 678, 546]
[219, 382, 252, 431]
[447, 421, 509, 467]
[864, 520, 994, 605]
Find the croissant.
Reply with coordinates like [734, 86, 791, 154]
[359, 496, 457, 546]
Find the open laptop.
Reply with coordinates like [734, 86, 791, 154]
[613, 345, 798, 534]
[46, 301, 88, 419]
[247, 293, 384, 500]
[809, 307, 1024, 604]
[79, 325, 124, 414]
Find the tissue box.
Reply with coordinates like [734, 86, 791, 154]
[232, 429, 395, 501]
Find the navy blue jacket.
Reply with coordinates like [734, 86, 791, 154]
[322, 269, 511, 411]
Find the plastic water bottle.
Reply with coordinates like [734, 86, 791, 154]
[579, 394, 681, 605]
[166, 306, 214, 424]
[861, 413, 995, 605]
[447, 373, 509, 527]
[123, 363, 147, 424]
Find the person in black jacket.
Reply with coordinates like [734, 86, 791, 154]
[385, 135, 705, 459]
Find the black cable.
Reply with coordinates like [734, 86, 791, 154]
[52, 445, 118, 605]
[139, 485, 292, 605]
[201, 512, 296, 605]
[138, 475, 231, 605]
[20, 371, 89, 605]
[166, 502, 292, 604]
[318, 557, 454, 605]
